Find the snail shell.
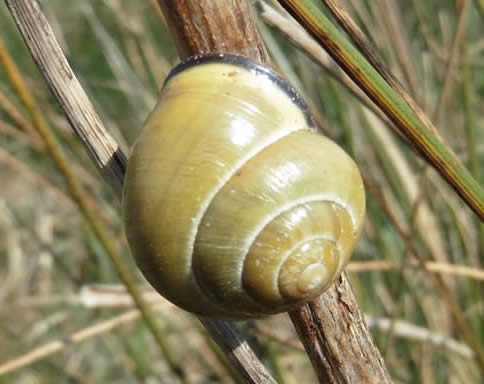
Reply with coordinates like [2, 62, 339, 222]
[123, 55, 365, 319]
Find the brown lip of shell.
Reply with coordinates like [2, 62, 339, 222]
[163, 53, 316, 128]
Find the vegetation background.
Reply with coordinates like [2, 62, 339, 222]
[0, 0, 483, 383]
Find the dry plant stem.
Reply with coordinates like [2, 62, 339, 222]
[251, 324, 305, 352]
[363, 315, 474, 359]
[0, 38, 187, 384]
[256, 1, 392, 129]
[290, 274, 392, 384]
[158, 2, 277, 382]
[1, 288, 472, 376]
[197, 328, 246, 384]
[2, 1, 184, 382]
[347, 260, 484, 281]
[321, 0, 436, 137]
[404, 3, 484, 367]
[3, 0, 273, 382]
[157, 0, 390, 382]
[156, 0, 269, 64]
[0, 306, 164, 377]
[257, 1, 420, 154]
[2, 1, 125, 193]
[305, 3, 484, 365]
[254, 315, 474, 360]
[200, 318, 277, 384]
[257, 6, 483, 365]
[365, 173, 484, 372]
[281, 0, 484, 220]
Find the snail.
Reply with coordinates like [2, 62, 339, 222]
[122, 54, 365, 319]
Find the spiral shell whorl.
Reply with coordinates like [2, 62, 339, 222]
[244, 201, 354, 305]
[123, 55, 365, 319]
[193, 130, 364, 316]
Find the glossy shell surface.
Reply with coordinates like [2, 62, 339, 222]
[123, 55, 365, 318]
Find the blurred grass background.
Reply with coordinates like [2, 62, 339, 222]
[0, 0, 483, 383]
